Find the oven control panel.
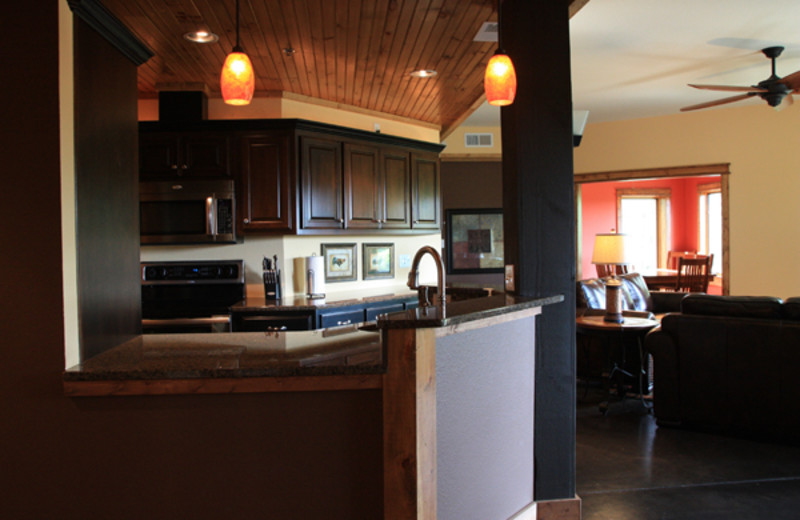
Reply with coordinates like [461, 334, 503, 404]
[141, 260, 245, 284]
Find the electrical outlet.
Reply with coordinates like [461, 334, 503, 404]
[398, 254, 411, 268]
[504, 264, 515, 292]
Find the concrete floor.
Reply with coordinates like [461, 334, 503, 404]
[576, 393, 800, 520]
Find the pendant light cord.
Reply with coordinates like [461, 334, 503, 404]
[234, 0, 242, 52]
[497, 0, 504, 53]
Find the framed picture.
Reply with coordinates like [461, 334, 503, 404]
[363, 243, 395, 280]
[445, 208, 504, 274]
[321, 243, 357, 282]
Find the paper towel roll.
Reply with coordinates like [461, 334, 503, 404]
[305, 255, 326, 298]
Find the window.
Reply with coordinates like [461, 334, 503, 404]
[616, 189, 671, 272]
[698, 182, 722, 274]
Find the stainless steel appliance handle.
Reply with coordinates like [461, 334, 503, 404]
[206, 196, 216, 236]
[142, 316, 231, 327]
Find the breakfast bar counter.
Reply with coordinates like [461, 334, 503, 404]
[63, 292, 562, 520]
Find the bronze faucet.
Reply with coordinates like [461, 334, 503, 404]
[407, 246, 446, 314]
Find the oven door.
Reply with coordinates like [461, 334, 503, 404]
[142, 315, 232, 334]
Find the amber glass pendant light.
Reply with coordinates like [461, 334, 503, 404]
[484, 0, 517, 106]
[220, 0, 254, 105]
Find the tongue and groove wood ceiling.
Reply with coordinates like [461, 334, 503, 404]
[102, 0, 588, 135]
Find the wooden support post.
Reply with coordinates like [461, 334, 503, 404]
[383, 328, 437, 519]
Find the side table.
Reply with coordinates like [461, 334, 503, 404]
[575, 315, 659, 413]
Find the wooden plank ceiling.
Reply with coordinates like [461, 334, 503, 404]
[102, 0, 588, 135]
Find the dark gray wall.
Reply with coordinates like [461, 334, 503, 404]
[441, 161, 504, 286]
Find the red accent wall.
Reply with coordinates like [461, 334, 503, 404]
[580, 176, 719, 278]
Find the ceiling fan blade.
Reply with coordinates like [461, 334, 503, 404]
[680, 93, 755, 112]
[778, 70, 800, 91]
[776, 93, 794, 111]
[688, 83, 767, 93]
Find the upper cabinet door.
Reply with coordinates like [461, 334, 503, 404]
[301, 136, 344, 229]
[343, 143, 381, 229]
[380, 148, 411, 229]
[181, 133, 230, 177]
[139, 133, 179, 179]
[139, 131, 230, 180]
[411, 153, 440, 230]
[239, 132, 293, 232]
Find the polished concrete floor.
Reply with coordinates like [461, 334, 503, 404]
[576, 391, 800, 520]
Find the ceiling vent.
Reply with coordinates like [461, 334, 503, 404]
[465, 133, 494, 148]
[473, 22, 499, 42]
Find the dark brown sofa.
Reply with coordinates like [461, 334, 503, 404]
[576, 272, 686, 316]
[645, 294, 800, 442]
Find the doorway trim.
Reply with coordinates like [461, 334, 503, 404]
[575, 163, 730, 295]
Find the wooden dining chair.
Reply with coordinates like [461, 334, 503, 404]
[675, 255, 713, 292]
[596, 264, 630, 278]
[666, 251, 697, 270]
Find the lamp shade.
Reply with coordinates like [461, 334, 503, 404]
[220, 50, 254, 105]
[484, 52, 517, 106]
[591, 233, 631, 265]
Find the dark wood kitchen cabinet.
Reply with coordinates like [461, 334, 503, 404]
[301, 136, 344, 230]
[139, 131, 230, 180]
[238, 131, 293, 232]
[411, 152, 441, 230]
[343, 143, 411, 230]
[139, 119, 443, 235]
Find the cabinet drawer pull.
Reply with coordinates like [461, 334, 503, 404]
[243, 218, 250, 224]
[336, 319, 352, 326]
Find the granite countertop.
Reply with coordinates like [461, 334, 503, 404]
[232, 285, 419, 311]
[64, 292, 562, 390]
[375, 293, 564, 329]
[64, 327, 383, 382]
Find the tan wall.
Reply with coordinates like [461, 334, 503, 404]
[574, 103, 800, 299]
[139, 94, 441, 144]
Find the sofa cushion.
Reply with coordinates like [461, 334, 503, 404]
[681, 294, 783, 319]
[577, 278, 606, 309]
[783, 297, 800, 321]
[619, 272, 652, 312]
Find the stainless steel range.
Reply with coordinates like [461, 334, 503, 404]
[141, 260, 245, 333]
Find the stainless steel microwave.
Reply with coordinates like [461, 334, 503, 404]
[140, 179, 236, 244]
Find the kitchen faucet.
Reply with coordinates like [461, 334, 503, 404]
[407, 246, 446, 313]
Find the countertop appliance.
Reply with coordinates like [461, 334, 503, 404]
[141, 260, 245, 333]
[140, 179, 236, 245]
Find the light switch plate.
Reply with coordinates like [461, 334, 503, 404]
[399, 254, 411, 268]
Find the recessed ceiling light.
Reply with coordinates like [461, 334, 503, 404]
[409, 69, 438, 78]
[183, 30, 219, 43]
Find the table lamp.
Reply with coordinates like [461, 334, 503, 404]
[591, 233, 630, 323]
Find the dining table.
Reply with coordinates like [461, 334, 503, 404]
[641, 268, 716, 291]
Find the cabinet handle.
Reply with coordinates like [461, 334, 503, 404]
[337, 218, 344, 223]
[243, 218, 250, 224]
[171, 164, 179, 170]
[181, 164, 189, 170]
[336, 319, 352, 326]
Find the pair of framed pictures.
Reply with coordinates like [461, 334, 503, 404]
[321, 243, 395, 283]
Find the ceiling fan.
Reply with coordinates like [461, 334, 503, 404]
[681, 46, 800, 112]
